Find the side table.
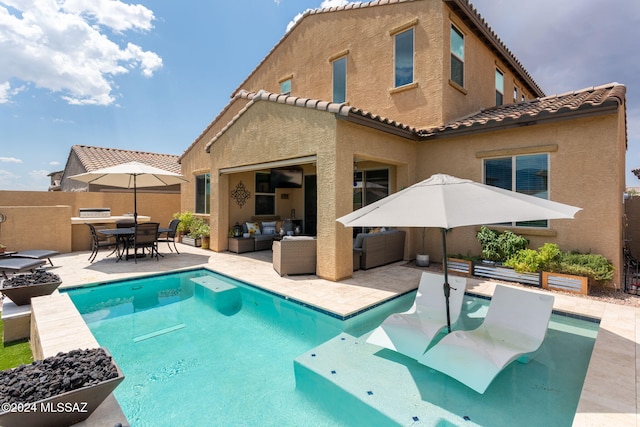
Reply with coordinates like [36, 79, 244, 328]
[228, 237, 254, 254]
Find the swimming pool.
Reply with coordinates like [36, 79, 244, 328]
[64, 269, 598, 426]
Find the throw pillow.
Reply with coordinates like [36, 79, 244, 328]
[246, 222, 261, 235]
[261, 221, 277, 235]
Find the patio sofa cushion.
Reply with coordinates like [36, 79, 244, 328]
[356, 229, 406, 270]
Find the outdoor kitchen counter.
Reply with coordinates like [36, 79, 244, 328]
[70, 215, 151, 225]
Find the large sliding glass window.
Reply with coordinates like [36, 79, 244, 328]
[353, 169, 389, 211]
[484, 153, 549, 227]
[332, 56, 347, 103]
[195, 173, 210, 214]
[394, 28, 414, 87]
[255, 172, 275, 216]
[450, 25, 464, 87]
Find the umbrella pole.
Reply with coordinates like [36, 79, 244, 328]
[133, 175, 138, 225]
[442, 228, 452, 333]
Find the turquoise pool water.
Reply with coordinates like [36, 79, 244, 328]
[65, 269, 598, 426]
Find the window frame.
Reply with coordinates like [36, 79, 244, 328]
[450, 24, 465, 87]
[483, 153, 550, 228]
[332, 55, 347, 103]
[394, 27, 414, 88]
[194, 173, 210, 215]
[280, 79, 291, 96]
[495, 68, 504, 106]
[254, 172, 275, 216]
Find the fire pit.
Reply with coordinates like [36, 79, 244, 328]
[0, 347, 125, 427]
[1, 271, 62, 305]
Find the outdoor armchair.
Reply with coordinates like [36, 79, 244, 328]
[157, 219, 181, 254]
[128, 222, 160, 264]
[272, 236, 316, 276]
[85, 223, 118, 263]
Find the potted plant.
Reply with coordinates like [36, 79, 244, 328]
[173, 211, 195, 243]
[182, 218, 208, 247]
[197, 222, 211, 250]
[415, 228, 430, 267]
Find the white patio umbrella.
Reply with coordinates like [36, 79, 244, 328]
[69, 161, 188, 223]
[336, 174, 581, 331]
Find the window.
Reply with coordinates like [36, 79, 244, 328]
[394, 28, 414, 87]
[521, 94, 526, 103]
[450, 25, 464, 87]
[495, 69, 504, 105]
[484, 153, 549, 227]
[255, 172, 275, 216]
[332, 56, 347, 103]
[280, 79, 291, 95]
[353, 169, 389, 211]
[195, 173, 210, 214]
[513, 87, 518, 103]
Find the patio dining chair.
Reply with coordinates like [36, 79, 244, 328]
[157, 219, 181, 254]
[128, 222, 160, 263]
[85, 223, 118, 263]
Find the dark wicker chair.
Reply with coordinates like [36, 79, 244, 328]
[129, 222, 160, 263]
[85, 223, 118, 263]
[157, 219, 181, 254]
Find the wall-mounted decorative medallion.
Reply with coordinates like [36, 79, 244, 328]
[231, 181, 251, 207]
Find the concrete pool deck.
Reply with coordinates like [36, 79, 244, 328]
[21, 244, 640, 426]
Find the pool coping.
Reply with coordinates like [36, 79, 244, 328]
[30, 247, 640, 426]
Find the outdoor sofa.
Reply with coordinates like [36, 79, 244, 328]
[353, 229, 405, 270]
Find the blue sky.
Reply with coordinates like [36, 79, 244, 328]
[1, 0, 639, 190]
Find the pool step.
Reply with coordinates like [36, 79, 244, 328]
[294, 333, 481, 427]
[191, 276, 242, 316]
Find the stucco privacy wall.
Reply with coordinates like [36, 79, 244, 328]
[208, 100, 417, 280]
[0, 191, 179, 253]
[416, 112, 626, 287]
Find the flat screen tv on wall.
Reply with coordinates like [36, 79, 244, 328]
[270, 168, 303, 188]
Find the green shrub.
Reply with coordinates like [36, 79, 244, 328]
[505, 244, 614, 285]
[476, 226, 529, 262]
[173, 211, 195, 234]
[559, 252, 614, 283]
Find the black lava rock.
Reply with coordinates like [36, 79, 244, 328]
[2, 271, 61, 289]
[0, 348, 119, 405]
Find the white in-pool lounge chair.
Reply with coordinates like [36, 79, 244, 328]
[418, 284, 555, 394]
[366, 272, 467, 360]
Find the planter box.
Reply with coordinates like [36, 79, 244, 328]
[181, 236, 201, 247]
[473, 263, 540, 286]
[447, 258, 473, 276]
[542, 271, 588, 295]
[1, 281, 62, 306]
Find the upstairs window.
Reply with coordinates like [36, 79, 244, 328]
[513, 87, 518, 103]
[394, 28, 414, 87]
[195, 173, 210, 215]
[332, 56, 347, 103]
[495, 69, 504, 105]
[484, 153, 549, 227]
[450, 25, 464, 87]
[280, 79, 291, 95]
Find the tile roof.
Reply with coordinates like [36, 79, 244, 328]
[71, 145, 181, 174]
[418, 83, 626, 138]
[231, 0, 544, 99]
[204, 90, 419, 152]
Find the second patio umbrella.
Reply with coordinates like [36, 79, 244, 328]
[336, 173, 581, 332]
[69, 161, 188, 223]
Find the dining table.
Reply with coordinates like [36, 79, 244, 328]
[98, 226, 170, 261]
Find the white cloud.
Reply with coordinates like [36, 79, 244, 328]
[0, 0, 162, 106]
[29, 169, 49, 179]
[49, 161, 61, 166]
[0, 157, 22, 163]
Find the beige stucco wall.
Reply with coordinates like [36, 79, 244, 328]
[0, 191, 179, 253]
[207, 100, 417, 280]
[416, 112, 626, 287]
[232, 0, 538, 130]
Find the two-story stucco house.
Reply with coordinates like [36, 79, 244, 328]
[179, 0, 627, 284]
